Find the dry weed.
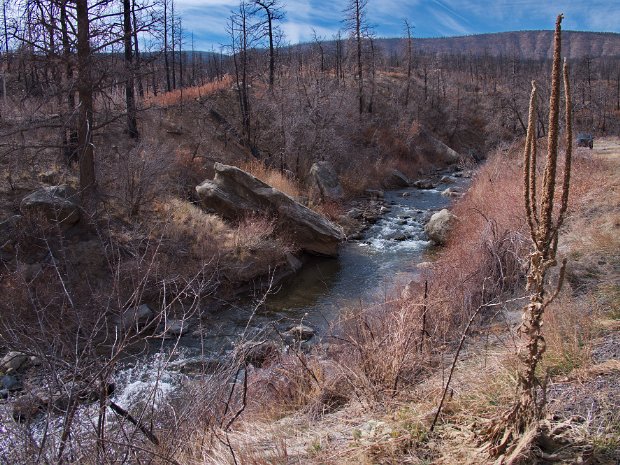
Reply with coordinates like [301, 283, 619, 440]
[239, 159, 302, 199]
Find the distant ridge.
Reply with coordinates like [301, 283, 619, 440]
[376, 30, 620, 60]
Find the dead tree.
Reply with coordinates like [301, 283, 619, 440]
[229, 1, 255, 153]
[76, 0, 96, 202]
[123, 0, 138, 138]
[344, 0, 368, 115]
[254, 0, 284, 89]
[403, 19, 413, 107]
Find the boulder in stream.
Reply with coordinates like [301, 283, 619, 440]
[425, 209, 457, 245]
[157, 319, 191, 338]
[382, 169, 411, 189]
[441, 187, 461, 198]
[413, 179, 435, 190]
[308, 161, 344, 201]
[118, 304, 155, 332]
[196, 163, 344, 256]
[284, 324, 315, 341]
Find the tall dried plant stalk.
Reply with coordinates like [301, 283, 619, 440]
[485, 14, 573, 459]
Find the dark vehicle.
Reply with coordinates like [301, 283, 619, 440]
[577, 133, 594, 149]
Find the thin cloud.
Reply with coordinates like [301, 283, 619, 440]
[173, 0, 618, 50]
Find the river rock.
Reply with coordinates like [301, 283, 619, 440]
[441, 187, 461, 198]
[425, 209, 457, 245]
[453, 170, 472, 179]
[119, 304, 155, 332]
[346, 208, 364, 220]
[382, 169, 411, 189]
[284, 324, 315, 341]
[308, 161, 344, 201]
[409, 127, 460, 165]
[413, 179, 435, 190]
[365, 189, 384, 200]
[168, 356, 223, 374]
[440, 175, 455, 184]
[158, 319, 191, 338]
[196, 163, 344, 256]
[1, 374, 20, 391]
[20, 185, 80, 227]
[0, 351, 30, 373]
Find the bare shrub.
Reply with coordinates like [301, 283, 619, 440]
[232, 214, 275, 252]
[98, 143, 173, 218]
[428, 144, 529, 335]
[332, 298, 429, 401]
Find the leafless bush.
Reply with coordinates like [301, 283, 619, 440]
[100, 143, 174, 218]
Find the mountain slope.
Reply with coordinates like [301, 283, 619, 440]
[376, 30, 620, 59]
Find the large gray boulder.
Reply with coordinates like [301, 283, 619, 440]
[196, 163, 344, 256]
[309, 161, 344, 201]
[118, 304, 154, 332]
[382, 169, 411, 189]
[425, 209, 457, 245]
[20, 185, 80, 227]
[0, 351, 30, 373]
[411, 128, 460, 165]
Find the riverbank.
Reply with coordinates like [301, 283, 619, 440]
[170, 137, 619, 464]
[3, 131, 616, 462]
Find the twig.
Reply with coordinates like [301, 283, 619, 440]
[430, 302, 486, 432]
[109, 401, 160, 446]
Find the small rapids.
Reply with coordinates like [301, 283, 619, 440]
[0, 175, 469, 454]
[108, 174, 469, 404]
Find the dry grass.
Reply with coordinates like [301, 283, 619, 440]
[155, 198, 230, 248]
[150, 198, 293, 283]
[144, 76, 233, 107]
[541, 296, 596, 376]
[158, 139, 620, 465]
[239, 159, 302, 199]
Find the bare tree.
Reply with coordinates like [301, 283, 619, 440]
[253, 0, 284, 89]
[344, 0, 369, 115]
[123, 0, 138, 138]
[229, 1, 256, 152]
[76, 0, 96, 202]
[163, 0, 171, 91]
[403, 19, 413, 107]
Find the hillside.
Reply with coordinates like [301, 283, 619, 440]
[376, 30, 620, 59]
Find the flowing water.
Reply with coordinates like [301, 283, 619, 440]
[132, 175, 469, 363]
[0, 175, 470, 452]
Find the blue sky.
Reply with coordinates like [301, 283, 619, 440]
[176, 0, 620, 50]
